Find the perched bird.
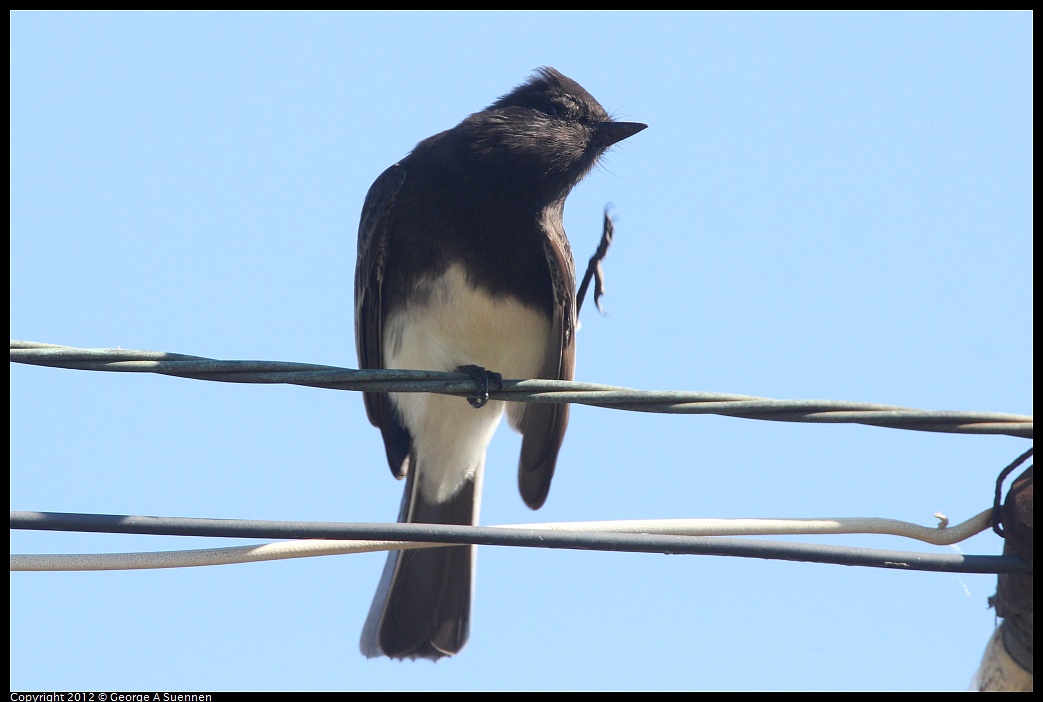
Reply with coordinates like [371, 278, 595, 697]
[354, 67, 645, 660]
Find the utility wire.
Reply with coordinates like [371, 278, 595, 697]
[10, 511, 1003, 571]
[11, 341, 1031, 577]
[9, 510, 1028, 574]
[10, 341, 1033, 439]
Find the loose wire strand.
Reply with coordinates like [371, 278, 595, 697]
[10, 509, 1027, 574]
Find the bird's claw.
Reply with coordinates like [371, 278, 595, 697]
[457, 364, 503, 409]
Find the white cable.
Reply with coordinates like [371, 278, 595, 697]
[10, 510, 992, 572]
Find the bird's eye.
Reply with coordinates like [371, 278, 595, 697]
[537, 102, 564, 118]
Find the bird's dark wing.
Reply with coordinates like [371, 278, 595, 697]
[516, 225, 577, 509]
[354, 163, 411, 478]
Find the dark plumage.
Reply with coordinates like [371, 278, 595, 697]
[355, 67, 645, 659]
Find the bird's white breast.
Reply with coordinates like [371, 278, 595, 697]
[383, 263, 552, 503]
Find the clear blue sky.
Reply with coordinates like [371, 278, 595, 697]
[10, 11, 1032, 691]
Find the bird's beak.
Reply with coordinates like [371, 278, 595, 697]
[596, 121, 648, 146]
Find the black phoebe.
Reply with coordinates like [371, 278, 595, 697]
[354, 67, 645, 660]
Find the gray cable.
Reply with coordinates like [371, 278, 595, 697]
[10, 341, 1032, 438]
[9, 511, 1030, 574]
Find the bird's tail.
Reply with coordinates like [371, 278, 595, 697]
[360, 452, 479, 660]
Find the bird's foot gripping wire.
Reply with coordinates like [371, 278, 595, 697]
[456, 365, 503, 409]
